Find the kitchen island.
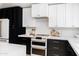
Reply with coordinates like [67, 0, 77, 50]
[18, 35, 79, 56]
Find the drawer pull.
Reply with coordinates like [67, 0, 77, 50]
[53, 41, 60, 43]
[53, 54, 60, 56]
[53, 47, 59, 49]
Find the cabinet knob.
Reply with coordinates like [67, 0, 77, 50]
[53, 47, 59, 49]
[53, 41, 60, 43]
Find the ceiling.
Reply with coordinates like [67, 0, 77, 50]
[0, 3, 32, 9]
[0, 3, 63, 9]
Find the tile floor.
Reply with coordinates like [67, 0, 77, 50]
[0, 41, 26, 56]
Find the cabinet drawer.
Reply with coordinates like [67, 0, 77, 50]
[47, 46, 65, 52]
[52, 40, 61, 43]
[32, 42, 45, 46]
[48, 46, 62, 50]
[32, 48, 45, 56]
[50, 40, 65, 44]
[47, 39, 67, 56]
[47, 39, 66, 47]
[47, 49, 66, 56]
[47, 51, 66, 56]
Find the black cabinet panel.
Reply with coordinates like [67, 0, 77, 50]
[47, 39, 77, 56]
[18, 27, 26, 34]
[65, 41, 77, 56]
[15, 37, 31, 55]
[47, 39, 66, 56]
[0, 6, 26, 44]
[17, 37, 27, 45]
[26, 37, 31, 55]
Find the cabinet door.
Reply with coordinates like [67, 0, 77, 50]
[72, 4, 79, 27]
[32, 4, 40, 17]
[47, 39, 67, 56]
[39, 4, 48, 17]
[56, 4, 66, 27]
[26, 37, 31, 55]
[65, 4, 73, 27]
[49, 5, 57, 27]
[1, 19, 9, 39]
[23, 8, 35, 27]
[32, 4, 48, 17]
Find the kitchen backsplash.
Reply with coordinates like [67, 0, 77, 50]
[26, 22, 79, 37]
[49, 28, 79, 37]
[24, 8, 79, 38]
[26, 27, 79, 38]
[25, 18, 49, 35]
[35, 18, 49, 34]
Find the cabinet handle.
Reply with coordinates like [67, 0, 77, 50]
[53, 41, 60, 43]
[53, 47, 59, 49]
[53, 54, 60, 56]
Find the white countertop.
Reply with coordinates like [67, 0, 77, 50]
[18, 35, 34, 38]
[18, 34, 79, 56]
[68, 39, 79, 56]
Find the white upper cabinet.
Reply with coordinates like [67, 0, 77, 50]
[65, 4, 73, 27]
[49, 4, 66, 27]
[23, 8, 36, 27]
[72, 4, 79, 27]
[65, 3, 79, 27]
[32, 4, 40, 17]
[32, 4, 48, 17]
[56, 4, 66, 27]
[48, 5, 57, 27]
[39, 4, 48, 17]
[49, 3, 79, 28]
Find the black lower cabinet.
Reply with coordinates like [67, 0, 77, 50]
[17, 37, 27, 45]
[17, 37, 31, 55]
[26, 37, 31, 55]
[0, 7, 26, 44]
[66, 41, 77, 56]
[47, 39, 77, 56]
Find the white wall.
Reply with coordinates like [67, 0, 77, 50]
[0, 19, 9, 39]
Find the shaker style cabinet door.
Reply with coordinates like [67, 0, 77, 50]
[47, 39, 67, 56]
[56, 4, 66, 27]
[48, 5, 57, 27]
[65, 4, 73, 27]
[72, 3, 79, 27]
[65, 3, 79, 27]
[32, 4, 48, 17]
[49, 4, 66, 27]
[39, 4, 48, 17]
[23, 8, 36, 27]
[32, 4, 40, 17]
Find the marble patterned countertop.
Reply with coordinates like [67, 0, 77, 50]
[18, 34, 79, 56]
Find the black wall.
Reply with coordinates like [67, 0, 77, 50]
[0, 6, 26, 44]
